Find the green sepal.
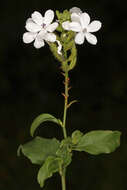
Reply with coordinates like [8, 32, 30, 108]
[55, 10, 71, 33]
[72, 130, 121, 155]
[56, 10, 71, 24]
[17, 136, 60, 165]
[30, 113, 62, 137]
[61, 31, 75, 45]
[37, 156, 62, 188]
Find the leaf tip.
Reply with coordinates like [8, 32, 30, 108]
[30, 128, 34, 137]
[17, 145, 22, 156]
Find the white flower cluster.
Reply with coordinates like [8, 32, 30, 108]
[23, 10, 58, 48]
[63, 7, 102, 45]
[23, 7, 102, 52]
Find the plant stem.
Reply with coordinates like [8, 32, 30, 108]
[61, 169, 66, 190]
[60, 68, 69, 190]
[62, 70, 69, 139]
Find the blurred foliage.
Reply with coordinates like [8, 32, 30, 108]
[0, 0, 127, 189]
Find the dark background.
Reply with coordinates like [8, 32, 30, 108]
[0, 0, 127, 189]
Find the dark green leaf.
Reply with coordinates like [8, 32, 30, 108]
[30, 113, 62, 137]
[73, 130, 121, 155]
[18, 136, 60, 165]
[37, 156, 62, 188]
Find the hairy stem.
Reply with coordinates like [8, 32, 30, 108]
[60, 68, 69, 190]
[61, 169, 66, 190]
[62, 70, 69, 138]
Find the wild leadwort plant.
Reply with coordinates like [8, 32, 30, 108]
[18, 7, 121, 190]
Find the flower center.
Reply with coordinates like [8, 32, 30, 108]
[42, 23, 46, 28]
[83, 28, 87, 33]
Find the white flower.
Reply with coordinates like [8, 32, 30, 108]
[56, 40, 62, 55]
[23, 10, 58, 48]
[62, 11, 102, 45]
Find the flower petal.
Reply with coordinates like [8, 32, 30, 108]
[44, 33, 56, 42]
[56, 40, 62, 55]
[70, 7, 82, 14]
[87, 21, 102, 32]
[75, 32, 85, 44]
[26, 18, 33, 24]
[31, 11, 43, 25]
[62, 21, 70, 30]
[44, 9, 54, 26]
[80, 12, 90, 29]
[34, 37, 45, 48]
[71, 13, 81, 22]
[46, 22, 58, 32]
[69, 22, 82, 32]
[23, 32, 36, 43]
[85, 32, 97, 45]
[38, 29, 47, 37]
[25, 19, 42, 32]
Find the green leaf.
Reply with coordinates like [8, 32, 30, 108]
[73, 130, 121, 155]
[18, 137, 60, 165]
[37, 156, 62, 188]
[30, 113, 62, 137]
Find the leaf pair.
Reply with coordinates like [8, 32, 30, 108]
[18, 112, 121, 189]
[18, 136, 72, 188]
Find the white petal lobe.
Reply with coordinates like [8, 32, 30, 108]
[46, 22, 58, 32]
[71, 13, 81, 22]
[87, 21, 102, 32]
[31, 11, 43, 25]
[85, 32, 97, 45]
[62, 21, 70, 30]
[23, 32, 36, 43]
[70, 7, 82, 14]
[45, 33, 56, 42]
[44, 9, 54, 25]
[34, 38, 45, 48]
[80, 12, 90, 28]
[69, 22, 81, 32]
[56, 40, 62, 55]
[26, 18, 33, 24]
[75, 32, 85, 44]
[25, 20, 42, 32]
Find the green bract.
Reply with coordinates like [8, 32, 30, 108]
[56, 10, 71, 32]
